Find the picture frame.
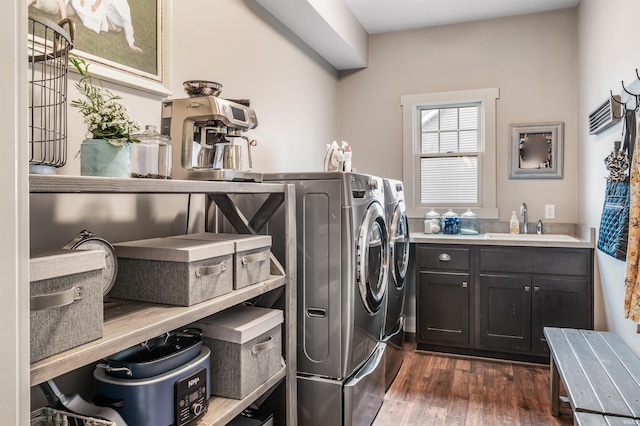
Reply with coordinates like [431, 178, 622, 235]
[28, 0, 171, 95]
[509, 122, 564, 179]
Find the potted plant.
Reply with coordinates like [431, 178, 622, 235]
[69, 56, 140, 177]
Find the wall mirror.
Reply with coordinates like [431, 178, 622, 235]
[509, 122, 564, 179]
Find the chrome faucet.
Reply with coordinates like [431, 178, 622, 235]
[520, 203, 528, 234]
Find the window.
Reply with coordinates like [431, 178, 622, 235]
[420, 105, 479, 205]
[401, 88, 499, 219]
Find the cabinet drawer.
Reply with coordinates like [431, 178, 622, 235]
[479, 247, 590, 276]
[420, 246, 470, 271]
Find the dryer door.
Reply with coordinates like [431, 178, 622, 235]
[390, 201, 410, 290]
[356, 202, 389, 314]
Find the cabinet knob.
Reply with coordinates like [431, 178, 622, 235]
[462, 281, 468, 288]
[533, 286, 540, 292]
[524, 286, 531, 292]
[438, 253, 451, 262]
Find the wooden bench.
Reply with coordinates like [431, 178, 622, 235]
[544, 328, 640, 424]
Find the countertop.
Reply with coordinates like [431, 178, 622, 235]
[410, 226, 595, 249]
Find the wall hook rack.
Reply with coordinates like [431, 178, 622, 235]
[610, 90, 625, 119]
[621, 80, 640, 98]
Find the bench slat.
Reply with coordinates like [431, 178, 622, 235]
[575, 412, 640, 426]
[600, 332, 640, 381]
[574, 412, 609, 426]
[562, 329, 634, 418]
[544, 328, 604, 414]
[582, 330, 640, 418]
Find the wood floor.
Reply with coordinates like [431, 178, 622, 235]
[373, 348, 573, 426]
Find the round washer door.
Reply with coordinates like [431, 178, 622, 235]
[390, 201, 410, 290]
[356, 201, 389, 314]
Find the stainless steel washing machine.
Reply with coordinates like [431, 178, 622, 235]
[382, 178, 410, 390]
[265, 172, 388, 426]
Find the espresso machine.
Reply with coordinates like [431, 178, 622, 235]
[161, 80, 262, 182]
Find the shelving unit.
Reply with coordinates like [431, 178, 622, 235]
[29, 175, 297, 425]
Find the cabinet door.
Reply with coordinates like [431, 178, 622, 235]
[418, 272, 470, 346]
[479, 275, 532, 352]
[531, 277, 592, 354]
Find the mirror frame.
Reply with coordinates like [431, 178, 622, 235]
[509, 122, 564, 179]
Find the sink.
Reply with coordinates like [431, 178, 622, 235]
[484, 233, 580, 242]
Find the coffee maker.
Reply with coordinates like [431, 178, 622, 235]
[161, 81, 262, 182]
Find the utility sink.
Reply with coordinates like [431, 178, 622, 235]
[483, 233, 580, 242]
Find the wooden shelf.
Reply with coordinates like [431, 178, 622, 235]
[30, 276, 286, 385]
[29, 174, 285, 194]
[196, 366, 287, 426]
[29, 175, 298, 425]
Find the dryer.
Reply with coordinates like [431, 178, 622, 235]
[382, 178, 410, 390]
[265, 172, 388, 426]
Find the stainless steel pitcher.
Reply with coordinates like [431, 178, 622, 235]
[210, 138, 253, 171]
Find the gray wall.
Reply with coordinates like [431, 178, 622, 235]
[30, 0, 341, 250]
[578, 0, 640, 354]
[338, 9, 578, 224]
[337, 9, 579, 333]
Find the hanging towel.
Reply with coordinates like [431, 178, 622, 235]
[624, 109, 640, 322]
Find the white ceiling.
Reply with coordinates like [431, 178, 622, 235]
[344, 0, 580, 34]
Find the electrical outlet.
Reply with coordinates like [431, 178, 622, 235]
[545, 204, 555, 219]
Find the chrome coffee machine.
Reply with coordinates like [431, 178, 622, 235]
[161, 80, 262, 181]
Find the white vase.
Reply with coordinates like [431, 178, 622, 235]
[80, 139, 131, 178]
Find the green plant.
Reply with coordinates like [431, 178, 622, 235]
[69, 56, 140, 146]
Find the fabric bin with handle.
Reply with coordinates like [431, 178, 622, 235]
[111, 237, 234, 306]
[170, 233, 272, 289]
[192, 305, 283, 399]
[30, 249, 105, 363]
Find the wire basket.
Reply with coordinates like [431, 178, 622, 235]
[30, 407, 115, 426]
[28, 14, 75, 173]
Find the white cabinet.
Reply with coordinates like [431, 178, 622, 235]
[29, 175, 297, 425]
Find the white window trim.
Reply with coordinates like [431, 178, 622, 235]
[401, 88, 500, 219]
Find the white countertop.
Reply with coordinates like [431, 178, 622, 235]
[410, 229, 595, 249]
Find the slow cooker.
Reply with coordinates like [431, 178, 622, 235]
[94, 346, 210, 426]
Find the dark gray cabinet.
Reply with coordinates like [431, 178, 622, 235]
[478, 274, 532, 352]
[419, 271, 470, 346]
[417, 246, 472, 348]
[531, 276, 591, 354]
[416, 243, 593, 361]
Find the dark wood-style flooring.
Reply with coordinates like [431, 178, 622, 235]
[373, 348, 573, 426]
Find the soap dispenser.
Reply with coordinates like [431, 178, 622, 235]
[509, 211, 520, 234]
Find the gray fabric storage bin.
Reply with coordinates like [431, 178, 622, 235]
[30, 249, 105, 363]
[111, 237, 234, 306]
[192, 305, 283, 399]
[170, 233, 272, 289]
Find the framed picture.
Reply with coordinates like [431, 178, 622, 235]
[28, 0, 171, 95]
[509, 122, 564, 179]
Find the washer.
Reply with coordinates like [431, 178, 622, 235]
[265, 172, 388, 426]
[382, 178, 410, 390]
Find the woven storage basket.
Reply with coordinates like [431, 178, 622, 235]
[30, 407, 115, 426]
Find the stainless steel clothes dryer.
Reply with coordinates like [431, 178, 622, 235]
[382, 178, 410, 390]
[265, 172, 389, 426]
